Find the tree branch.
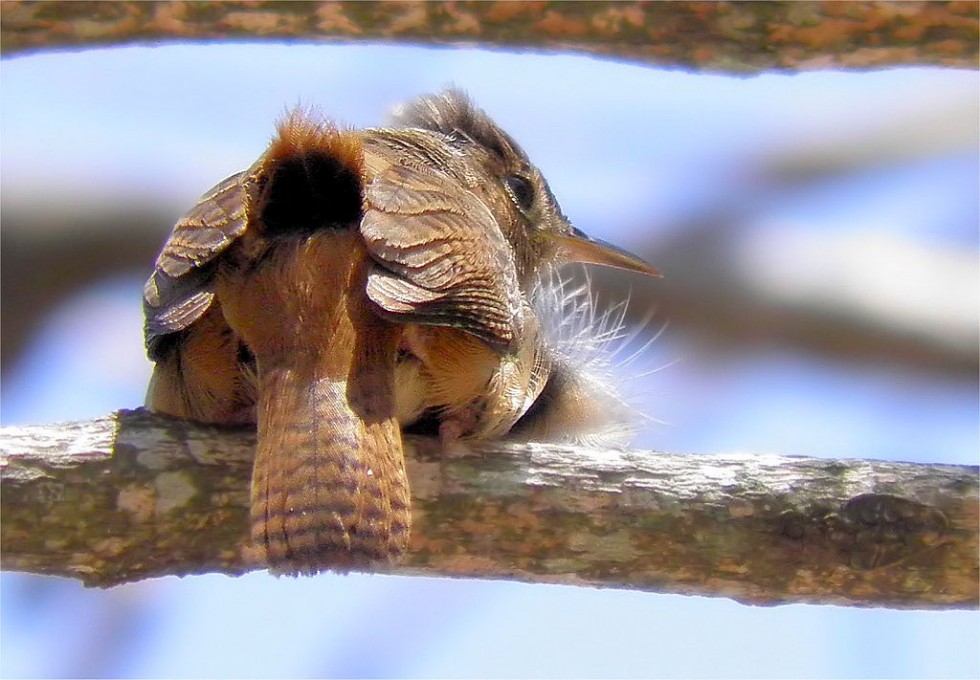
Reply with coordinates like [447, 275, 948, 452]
[1, 409, 976, 609]
[1, 1, 977, 71]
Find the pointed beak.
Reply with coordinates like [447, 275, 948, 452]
[555, 227, 661, 277]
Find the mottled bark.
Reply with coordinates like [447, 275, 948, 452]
[1, 1, 976, 71]
[1, 409, 976, 609]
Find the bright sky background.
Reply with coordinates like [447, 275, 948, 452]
[1, 43, 977, 678]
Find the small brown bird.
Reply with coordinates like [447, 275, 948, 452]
[143, 90, 658, 574]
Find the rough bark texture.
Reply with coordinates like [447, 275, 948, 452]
[1, 409, 976, 609]
[1, 1, 977, 71]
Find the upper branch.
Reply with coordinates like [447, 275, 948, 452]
[1, 1, 977, 71]
[1, 409, 976, 609]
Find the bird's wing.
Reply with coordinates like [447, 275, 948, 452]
[361, 163, 523, 352]
[142, 172, 248, 359]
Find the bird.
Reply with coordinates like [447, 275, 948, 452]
[142, 89, 659, 575]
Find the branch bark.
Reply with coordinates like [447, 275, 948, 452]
[1, 409, 976, 609]
[1, 1, 977, 71]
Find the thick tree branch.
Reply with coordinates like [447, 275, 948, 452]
[1, 1, 977, 71]
[1, 409, 976, 609]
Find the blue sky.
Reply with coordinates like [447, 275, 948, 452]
[1, 43, 977, 678]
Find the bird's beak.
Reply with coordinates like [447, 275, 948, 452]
[555, 227, 661, 277]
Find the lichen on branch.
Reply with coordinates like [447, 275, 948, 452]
[1, 409, 977, 609]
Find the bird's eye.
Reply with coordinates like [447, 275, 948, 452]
[504, 174, 535, 213]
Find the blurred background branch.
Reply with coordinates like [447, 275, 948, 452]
[2, 1, 977, 69]
[2, 409, 977, 608]
[2, 0, 978, 378]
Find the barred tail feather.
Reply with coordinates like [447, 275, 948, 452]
[252, 347, 409, 575]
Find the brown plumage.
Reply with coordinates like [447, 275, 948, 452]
[143, 90, 658, 574]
